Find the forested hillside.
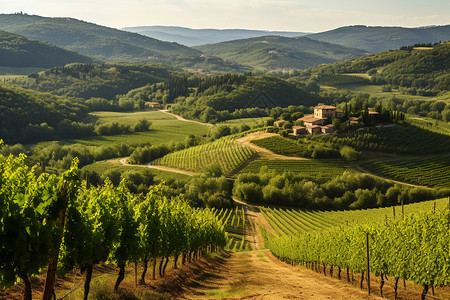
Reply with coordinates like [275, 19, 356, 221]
[4, 63, 181, 100]
[0, 85, 88, 143]
[195, 36, 367, 71]
[308, 24, 450, 53]
[304, 42, 450, 95]
[0, 30, 94, 68]
[0, 13, 199, 62]
[170, 74, 320, 122]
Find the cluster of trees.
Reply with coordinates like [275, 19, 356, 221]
[0, 155, 226, 300]
[233, 170, 448, 209]
[170, 75, 318, 123]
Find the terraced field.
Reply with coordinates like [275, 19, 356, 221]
[239, 159, 353, 181]
[359, 155, 450, 187]
[154, 136, 255, 175]
[261, 197, 449, 236]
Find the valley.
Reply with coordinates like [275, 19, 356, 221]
[0, 10, 450, 300]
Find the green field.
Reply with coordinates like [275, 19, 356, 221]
[359, 155, 450, 188]
[239, 159, 352, 181]
[261, 197, 449, 236]
[154, 136, 255, 175]
[66, 111, 210, 147]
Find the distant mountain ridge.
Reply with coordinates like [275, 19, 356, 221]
[0, 30, 94, 68]
[0, 14, 200, 62]
[195, 36, 367, 71]
[307, 24, 450, 53]
[121, 26, 308, 46]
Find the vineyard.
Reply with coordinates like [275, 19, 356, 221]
[214, 206, 251, 252]
[260, 197, 450, 236]
[239, 159, 352, 181]
[154, 136, 255, 175]
[0, 154, 226, 300]
[261, 198, 450, 299]
[312, 124, 450, 154]
[251, 136, 308, 156]
[359, 155, 450, 187]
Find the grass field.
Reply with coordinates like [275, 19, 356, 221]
[67, 111, 210, 147]
[239, 159, 352, 181]
[261, 197, 450, 236]
[359, 155, 450, 188]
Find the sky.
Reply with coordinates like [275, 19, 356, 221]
[1, 0, 450, 32]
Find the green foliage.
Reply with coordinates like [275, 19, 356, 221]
[6, 63, 178, 100]
[339, 146, 360, 161]
[170, 74, 319, 123]
[195, 36, 366, 71]
[0, 84, 88, 143]
[233, 169, 446, 209]
[0, 30, 94, 68]
[214, 206, 250, 251]
[314, 124, 450, 154]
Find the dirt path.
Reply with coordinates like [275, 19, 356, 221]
[180, 201, 382, 300]
[236, 131, 309, 160]
[158, 110, 214, 127]
[117, 158, 199, 176]
[351, 164, 433, 189]
[180, 250, 382, 300]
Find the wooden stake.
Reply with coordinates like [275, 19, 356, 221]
[366, 232, 371, 296]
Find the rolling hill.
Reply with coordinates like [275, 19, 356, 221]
[0, 13, 200, 62]
[195, 36, 367, 71]
[122, 25, 307, 46]
[308, 24, 450, 53]
[0, 30, 94, 68]
[306, 41, 450, 94]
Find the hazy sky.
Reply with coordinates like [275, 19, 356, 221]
[1, 0, 450, 32]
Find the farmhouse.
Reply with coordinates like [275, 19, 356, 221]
[321, 124, 334, 134]
[298, 115, 326, 127]
[292, 126, 306, 135]
[145, 102, 161, 109]
[314, 105, 345, 119]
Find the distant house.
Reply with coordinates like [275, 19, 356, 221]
[298, 115, 326, 127]
[307, 125, 322, 135]
[274, 120, 287, 128]
[292, 126, 306, 135]
[369, 111, 380, 118]
[145, 102, 161, 109]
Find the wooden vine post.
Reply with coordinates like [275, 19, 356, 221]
[366, 232, 371, 296]
[41, 183, 68, 300]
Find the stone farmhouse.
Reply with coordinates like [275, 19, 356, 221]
[295, 105, 344, 135]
